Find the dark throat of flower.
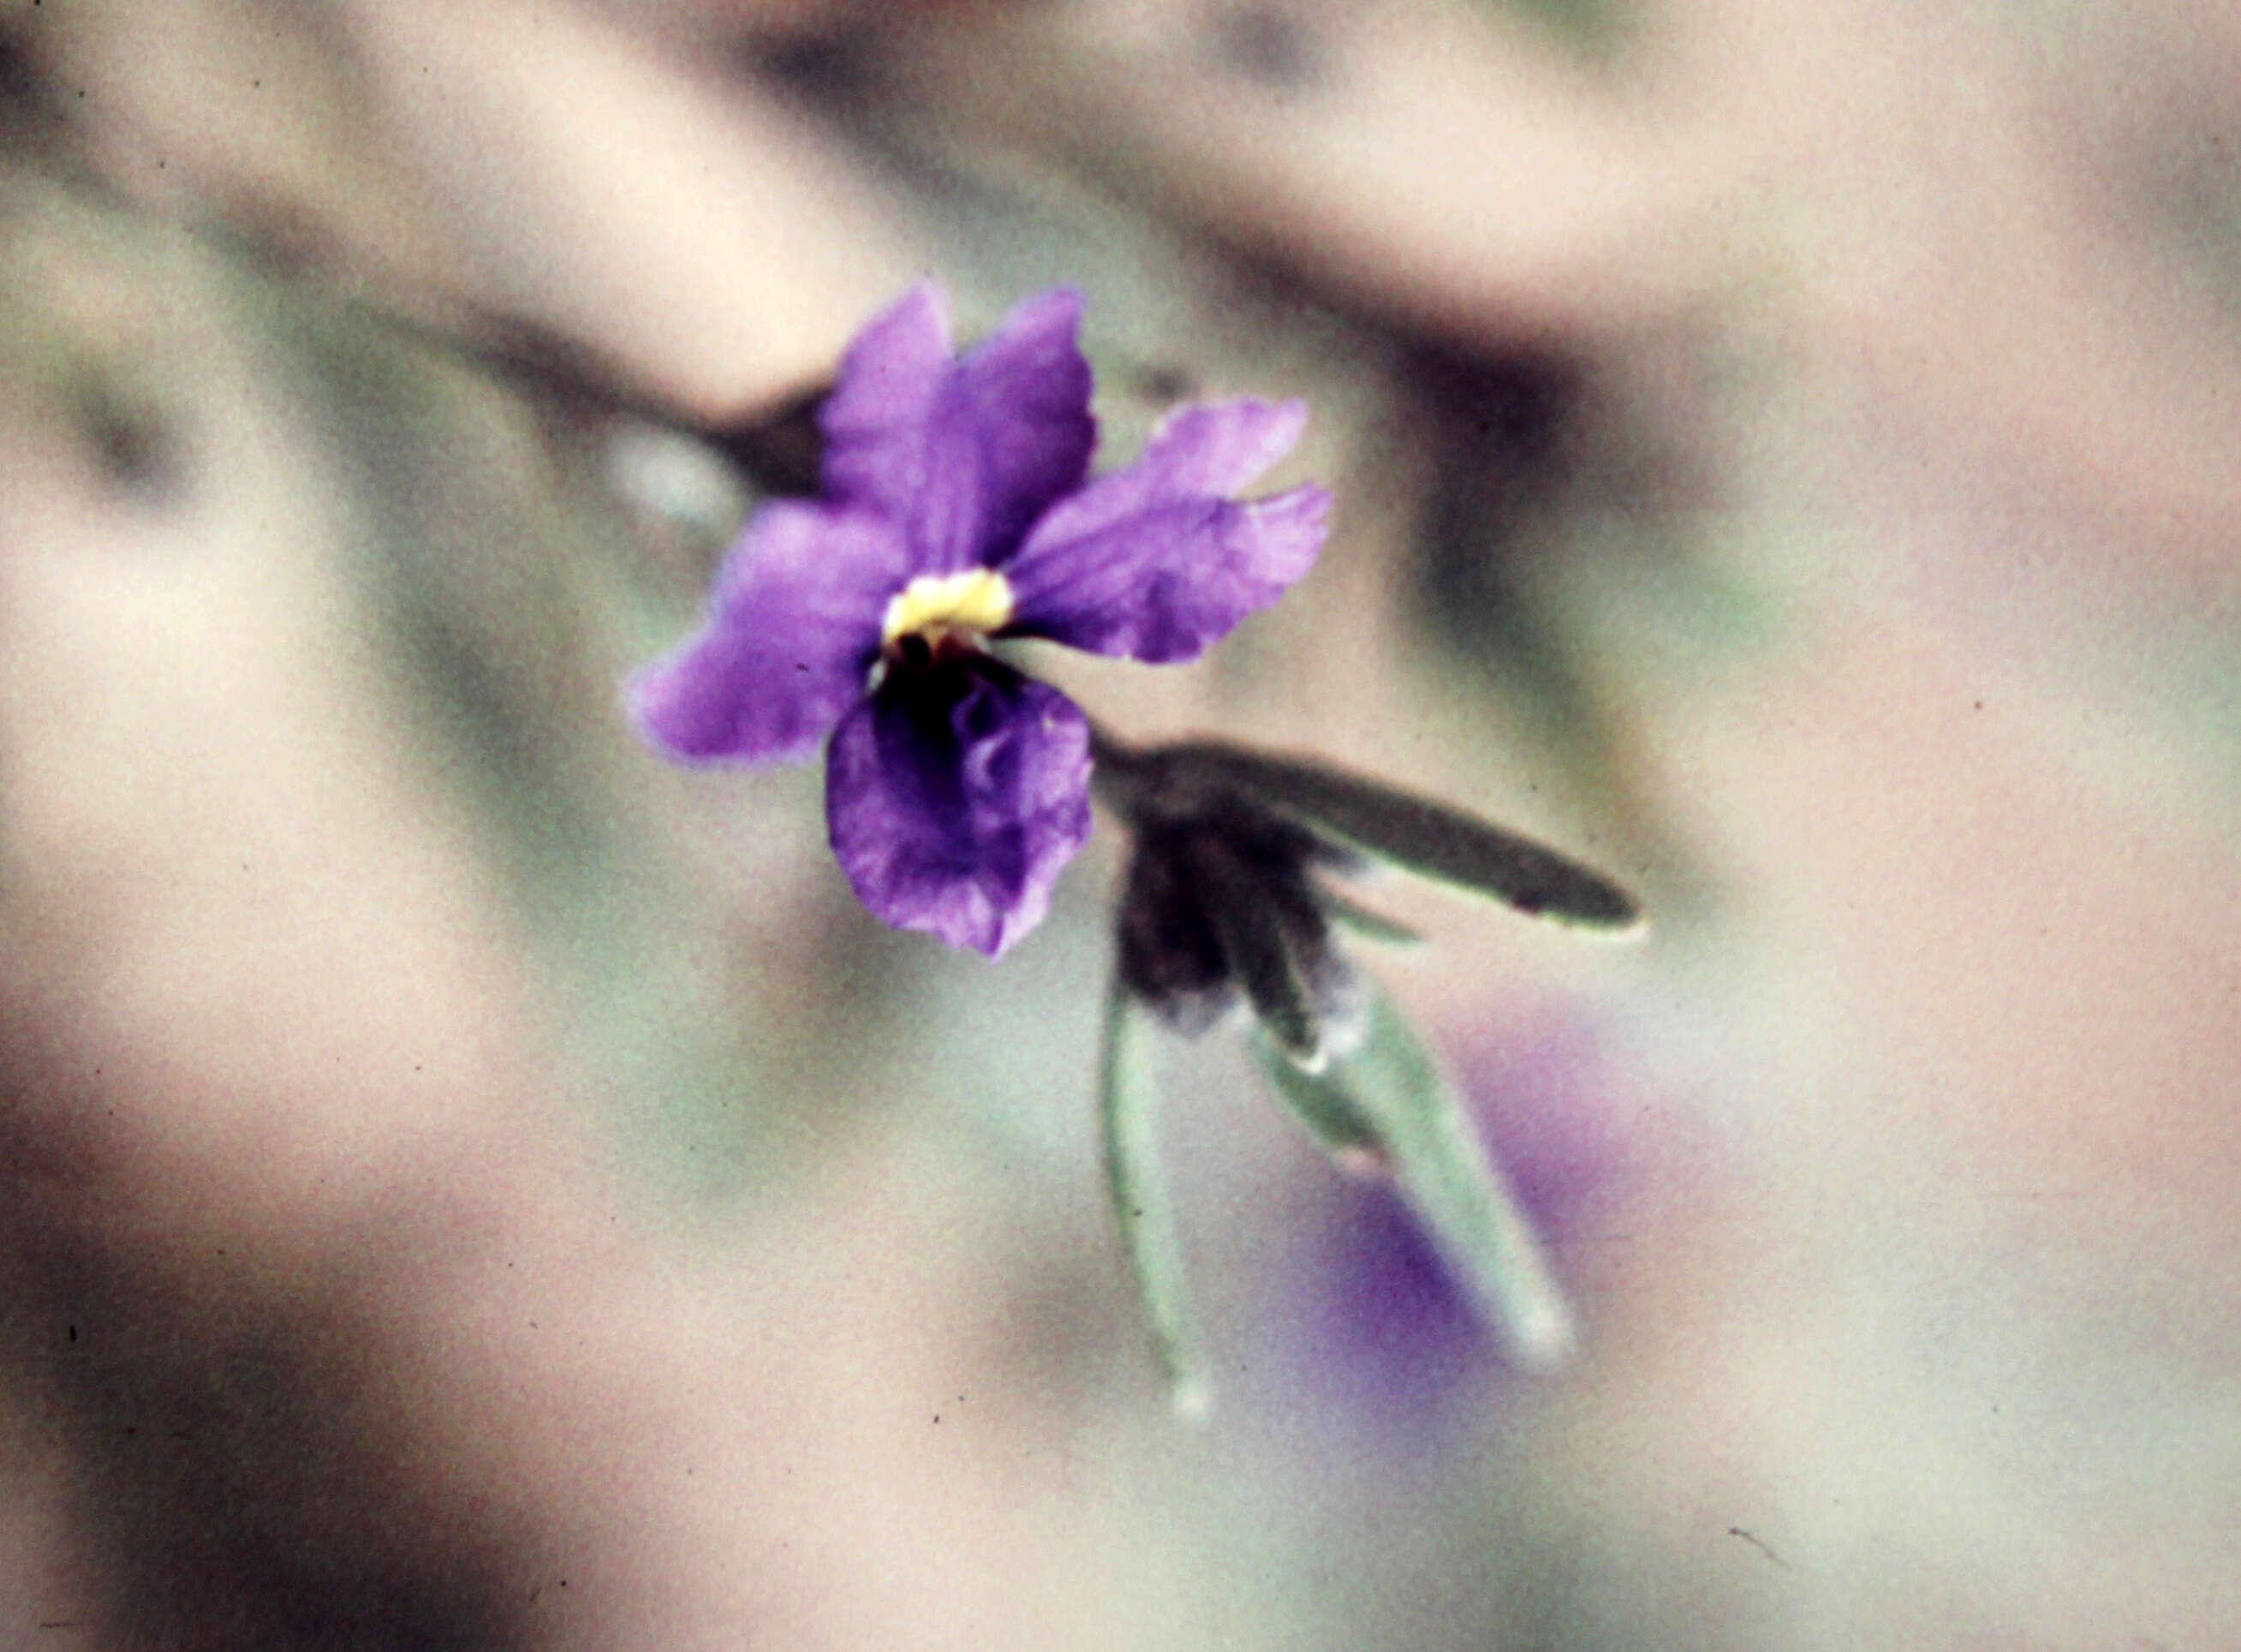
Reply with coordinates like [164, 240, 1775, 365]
[873, 567, 1020, 687]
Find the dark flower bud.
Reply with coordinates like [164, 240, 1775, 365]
[1100, 737, 1375, 1070]
[1089, 724, 1644, 1412]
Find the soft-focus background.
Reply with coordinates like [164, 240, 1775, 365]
[4, 1, 2241, 1646]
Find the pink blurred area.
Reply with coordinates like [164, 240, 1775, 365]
[3, 0, 2240, 1646]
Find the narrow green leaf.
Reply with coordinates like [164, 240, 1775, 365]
[1099, 975, 1213, 1421]
[1255, 1030, 1385, 1160]
[1264, 981, 1576, 1369]
[1162, 742, 1643, 933]
[1314, 885, 1426, 947]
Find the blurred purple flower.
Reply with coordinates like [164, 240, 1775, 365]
[631, 283, 1331, 957]
[1292, 1007, 1631, 1439]
[1303, 1172, 1490, 1439]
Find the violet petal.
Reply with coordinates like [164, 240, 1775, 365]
[914, 287, 1097, 574]
[825, 658, 1093, 957]
[820, 282, 952, 527]
[1003, 399, 1330, 662]
[628, 501, 904, 764]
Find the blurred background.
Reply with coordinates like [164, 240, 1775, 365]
[3, 0, 2241, 1645]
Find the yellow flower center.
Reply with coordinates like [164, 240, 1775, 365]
[880, 569, 1016, 657]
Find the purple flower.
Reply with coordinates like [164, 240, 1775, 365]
[630, 283, 1332, 957]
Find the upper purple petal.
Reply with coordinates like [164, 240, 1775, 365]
[909, 292, 1106, 576]
[1000, 398, 1330, 663]
[629, 501, 905, 764]
[820, 282, 953, 526]
[816, 283, 1099, 576]
[825, 659, 1092, 957]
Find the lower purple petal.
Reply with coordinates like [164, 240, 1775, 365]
[825, 659, 1092, 957]
[629, 502, 903, 765]
[1004, 398, 1329, 662]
